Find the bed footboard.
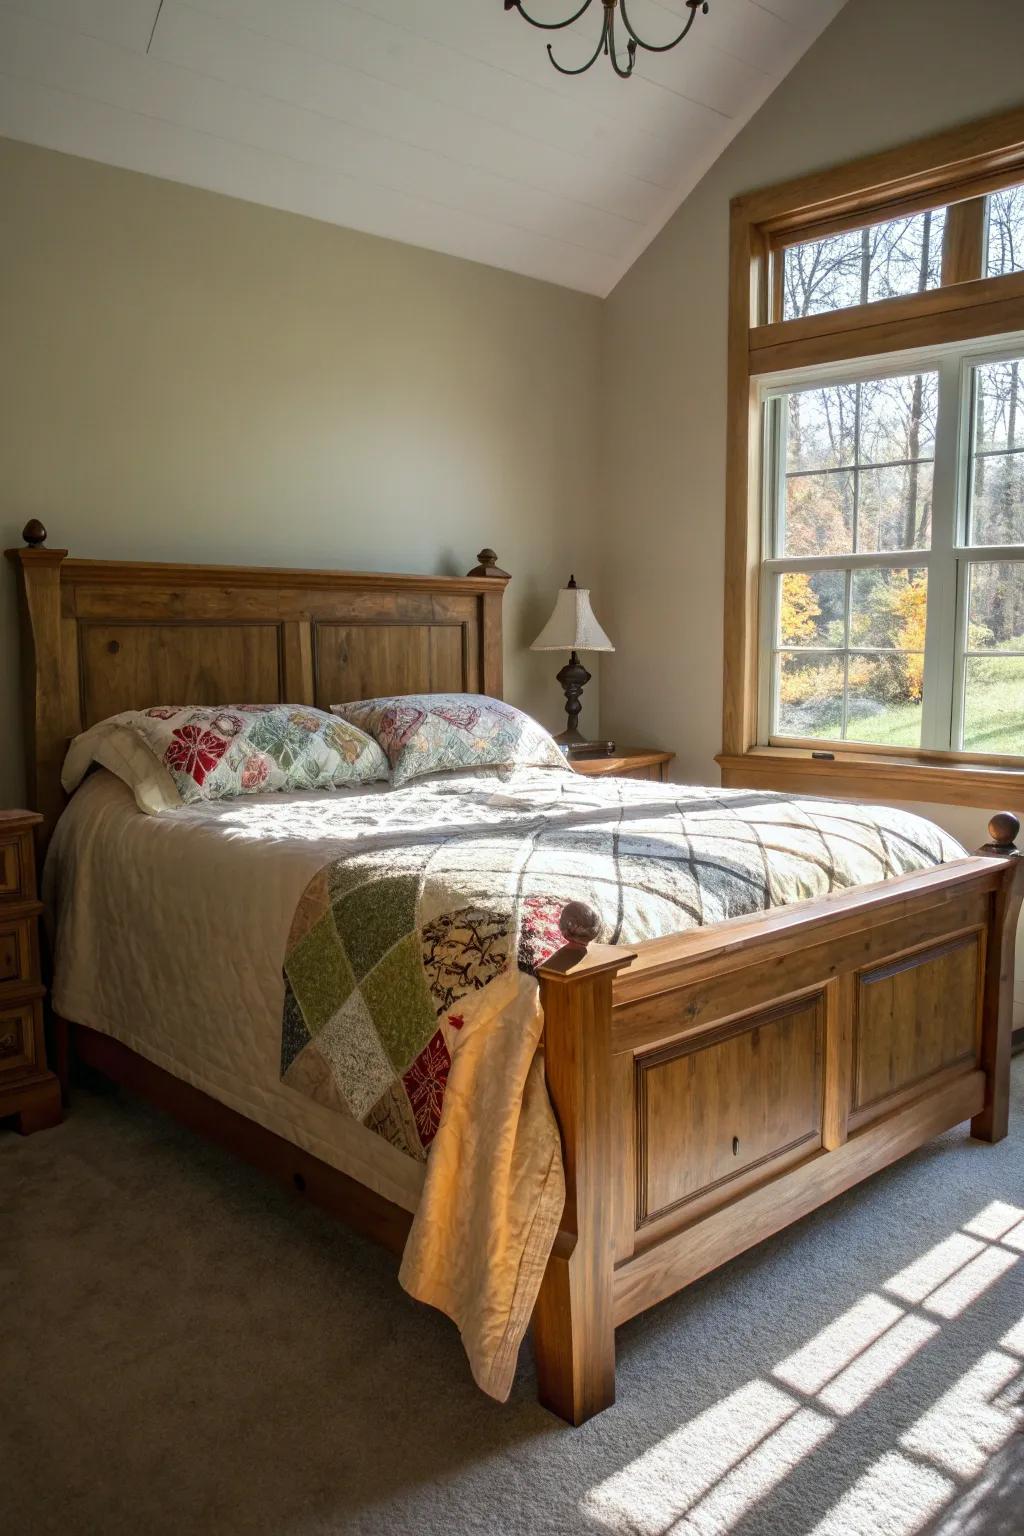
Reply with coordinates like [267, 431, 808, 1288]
[535, 817, 1024, 1426]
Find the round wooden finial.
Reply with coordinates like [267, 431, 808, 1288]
[467, 548, 510, 579]
[559, 900, 601, 949]
[986, 811, 1020, 850]
[22, 519, 47, 548]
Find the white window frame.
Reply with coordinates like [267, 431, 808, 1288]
[757, 328, 1024, 761]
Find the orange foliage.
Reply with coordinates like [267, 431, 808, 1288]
[779, 572, 821, 647]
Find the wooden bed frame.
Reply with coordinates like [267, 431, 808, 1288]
[7, 523, 1023, 1427]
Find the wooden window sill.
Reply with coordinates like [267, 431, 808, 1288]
[716, 748, 1024, 813]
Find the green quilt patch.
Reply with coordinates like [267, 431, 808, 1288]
[333, 874, 420, 982]
[361, 934, 438, 1072]
[283, 912, 355, 1035]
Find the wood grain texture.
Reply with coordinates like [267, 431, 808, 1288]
[941, 197, 987, 286]
[569, 749, 673, 781]
[717, 749, 1024, 813]
[4, 542, 509, 846]
[722, 207, 763, 757]
[636, 996, 823, 1228]
[533, 944, 635, 1426]
[748, 278, 1024, 375]
[0, 911, 39, 996]
[822, 973, 854, 1151]
[614, 1070, 986, 1326]
[79, 622, 283, 725]
[750, 268, 1024, 362]
[971, 849, 1024, 1143]
[853, 933, 982, 1114]
[736, 105, 1024, 230]
[0, 809, 61, 1135]
[764, 171, 1022, 256]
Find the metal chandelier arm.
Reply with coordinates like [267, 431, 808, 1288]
[605, 6, 638, 78]
[504, 0, 596, 31]
[619, 0, 704, 53]
[547, 9, 611, 75]
[505, 0, 710, 78]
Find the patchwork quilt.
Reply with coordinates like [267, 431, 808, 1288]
[279, 773, 964, 1161]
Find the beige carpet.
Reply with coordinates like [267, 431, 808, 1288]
[3, 1061, 1023, 1536]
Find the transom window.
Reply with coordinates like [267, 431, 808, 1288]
[782, 209, 947, 322]
[780, 182, 1024, 322]
[760, 339, 1024, 757]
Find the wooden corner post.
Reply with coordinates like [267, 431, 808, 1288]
[972, 813, 1024, 1144]
[534, 902, 635, 1426]
[4, 522, 69, 845]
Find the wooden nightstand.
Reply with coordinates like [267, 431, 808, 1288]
[569, 749, 674, 783]
[0, 811, 61, 1136]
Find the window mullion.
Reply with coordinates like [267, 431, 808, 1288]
[759, 398, 785, 743]
[919, 352, 962, 749]
[841, 569, 852, 740]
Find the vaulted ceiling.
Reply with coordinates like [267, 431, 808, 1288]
[0, 0, 847, 295]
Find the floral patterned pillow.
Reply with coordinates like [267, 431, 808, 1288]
[330, 693, 569, 788]
[62, 705, 388, 814]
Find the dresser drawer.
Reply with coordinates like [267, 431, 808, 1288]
[0, 1000, 39, 1074]
[0, 915, 36, 995]
[0, 834, 27, 901]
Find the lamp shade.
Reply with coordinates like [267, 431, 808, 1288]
[530, 581, 614, 653]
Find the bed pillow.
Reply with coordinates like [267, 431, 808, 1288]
[330, 693, 569, 788]
[61, 704, 389, 814]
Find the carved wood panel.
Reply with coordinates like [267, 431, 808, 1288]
[313, 622, 469, 705]
[853, 932, 982, 1113]
[636, 996, 824, 1229]
[79, 622, 283, 724]
[0, 917, 31, 992]
[0, 840, 21, 900]
[0, 1001, 35, 1071]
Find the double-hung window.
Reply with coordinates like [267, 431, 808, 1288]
[723, 113, 1024, 804]
[761, 342, 1024, 759]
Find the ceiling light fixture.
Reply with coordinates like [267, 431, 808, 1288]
[504, 0, 710, 80]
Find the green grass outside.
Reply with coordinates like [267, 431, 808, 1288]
[782, 650, 1024, 755]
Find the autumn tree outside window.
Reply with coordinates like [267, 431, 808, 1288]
[719, 109, 1024, 810]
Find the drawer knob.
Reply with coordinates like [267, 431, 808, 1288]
[732, 1136, 740, 1156]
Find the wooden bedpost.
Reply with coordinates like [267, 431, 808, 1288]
[5, 522, 70, 846]
[534, 902, 635, 1425]
[971, 813, 1024, 1144]
[465, 548, 509, 700]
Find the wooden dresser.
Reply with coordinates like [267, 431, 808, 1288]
[0, 811, 62, 1135]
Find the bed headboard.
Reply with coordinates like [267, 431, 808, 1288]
[6, 522, 509, 842]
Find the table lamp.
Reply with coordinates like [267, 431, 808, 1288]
[530, 576, 614, 748]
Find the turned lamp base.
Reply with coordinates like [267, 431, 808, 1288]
[554, 650, 591, 744]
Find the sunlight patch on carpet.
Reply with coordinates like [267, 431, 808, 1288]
[581, 1381, 811, 1533]
[808, 1451, 954, 1536]
[581, 1197, 1022, 1535]
[900, 1349, 1023, 1478]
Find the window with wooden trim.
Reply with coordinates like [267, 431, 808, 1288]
[761, 341, 1024, 758]
[720, 109, 1024, 808]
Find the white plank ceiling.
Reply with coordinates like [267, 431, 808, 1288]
[0, 0, 847, 295]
